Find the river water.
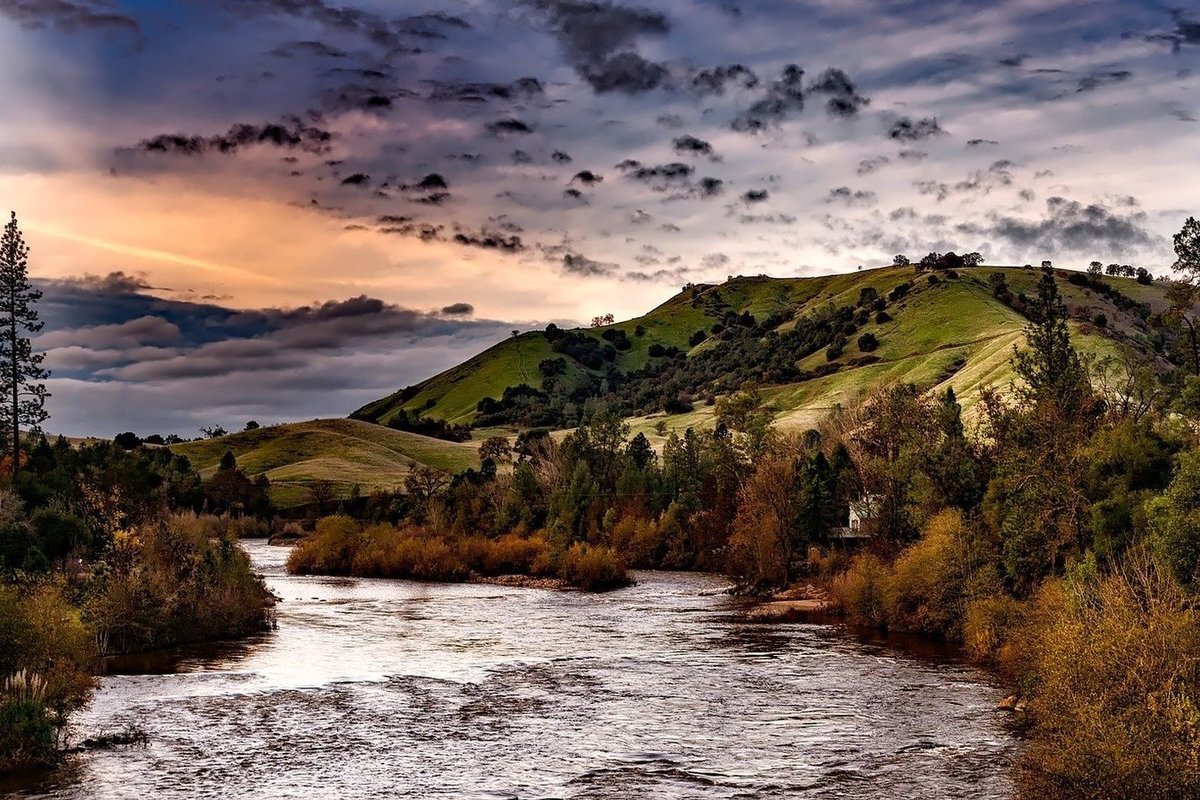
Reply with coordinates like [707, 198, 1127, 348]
[6, 540, 1018, 799]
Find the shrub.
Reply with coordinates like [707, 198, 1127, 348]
[874, 310, 891, 324]
[856, 333, 879, 353]
[1017, 560, 1200, 800]
[829, 554, 890, 626]
[560, 543, 630, 591]
[885, 510, 969, 637]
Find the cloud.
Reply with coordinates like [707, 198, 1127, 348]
[528, 0, 670, 94]
[857, 156, 889, 175]
[731, 64, 805, 132]
[427, 77, 544, 103]
[130, 116, 333, 157]
[826, 186, 876, 206]
[691, 64, 758, 95]
[742, 188, 769, 203]
[0, 0, 140, 35]
[269, 40, 346, 58]
[807, 68, 869, 117]
[967, 196, 1159, 257]
[561, 252, 618, 276]
[887, 116, 946, 141]
[486, 118, 534, 136]
[672, 134, 718, 160]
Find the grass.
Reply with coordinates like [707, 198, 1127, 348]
[171, 419, 480, 507]
[224, 266, 1172, 499]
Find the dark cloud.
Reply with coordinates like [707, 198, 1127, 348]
[672, 134, 718, 160]
[427, 77, 544, 103]
[582, 51, 668, 93]
[857, 156, 889, 175]
[441, 303, 474, 316]
[691, 64, 759, 95]
[131, 116, 333, 156]
[1076, 69, 1133, 93]
[807, 68, 869, 117]
[625, 161, 694, 190]
[551, 150, 573, 163]
[731, 64, 805, 133]
[0, 0, 140, 35]
[967, 138, 999, 147]
[451, 228, 525, 253]
[742, 189, 769, 203]
[697, 177, 724, 198]
[486, 118, 534, 136]
[887, 116, 946, 141]
[269, 40, 346, 58]
[341, 172, 370, 186]
[561, 252, 618, 276]
[826, 186, 876, 206]
[571, 170, 603, 185]
[413, 173, 448, 190]
[967, 196, 1158, 256]
[529, 0, 670, 94]
[914, 160, 1015, 201]
[656, 114, 684, 129]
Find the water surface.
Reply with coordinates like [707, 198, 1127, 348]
[8, 540, 1018, 799]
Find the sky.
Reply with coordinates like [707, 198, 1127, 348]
[1, 0, 1198, 436]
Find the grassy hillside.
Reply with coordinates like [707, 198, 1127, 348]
[357, 265, 1172, 430]
[171, 419, 480, 507]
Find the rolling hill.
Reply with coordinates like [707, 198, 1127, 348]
[171, 418, 481, 507]
[357, 265, 1172, 431]
[182, 265, 1174, 507]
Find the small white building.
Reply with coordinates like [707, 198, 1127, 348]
[832, 495, 879, 540]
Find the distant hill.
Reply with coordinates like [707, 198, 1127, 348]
[183, 266, 1173, 507]
[171, 418, 480, 507]
[356, 265, 1173, 434]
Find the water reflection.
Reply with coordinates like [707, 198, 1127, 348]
[7, 540, 1018, 799]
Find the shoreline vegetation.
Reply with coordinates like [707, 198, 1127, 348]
[284, 516, 631, 592]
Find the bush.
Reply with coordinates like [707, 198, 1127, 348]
[1017, 560, 1200, 800]
[885, 510, 970, 636]
[829, 554, 889, 626]
[88, 514, 273, 653]
[856, 333, 879, 353]
[560, 543, 630, 591]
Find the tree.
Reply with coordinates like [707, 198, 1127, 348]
[244, 420, 260, 431]
[892, 254, 910, 266]
[306, 479, 336, 513]
[590, 313, 614, 328]
[478, 436, 511, 464]
[200, 425, 228, 439]
[0, 213, 49, 472]
[1013, 269, 1088, 409]
[1169, 217, 1200, 374]
[114, 432, 142, 450]
[1087, 261, 1103, 277]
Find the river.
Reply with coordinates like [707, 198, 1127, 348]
[6, 540, 1019, 799]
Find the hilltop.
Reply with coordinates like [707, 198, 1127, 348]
[170, 418, 480, 507]
[356, 265, 1172, 434]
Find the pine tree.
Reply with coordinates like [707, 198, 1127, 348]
[0, 212, 49, 473]
[1014, 268, 1087, 409]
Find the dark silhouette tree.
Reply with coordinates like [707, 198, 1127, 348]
[0, 212, 49, 473]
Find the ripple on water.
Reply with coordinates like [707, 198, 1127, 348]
[7, 540, 1019, 800]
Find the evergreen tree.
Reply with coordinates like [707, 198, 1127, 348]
[0, 212, 49, 473]
[1014, 269, 1087, 409]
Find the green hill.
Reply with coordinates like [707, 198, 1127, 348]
[187, 266, 1173, 507]
[171, 418, 480, 507]
[356, 265, 1173, 432]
